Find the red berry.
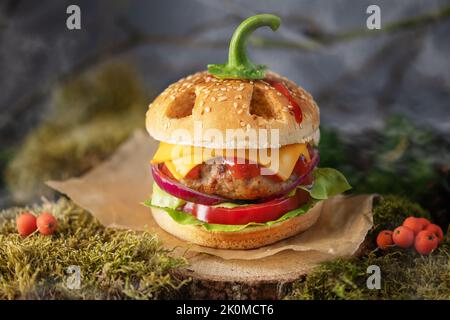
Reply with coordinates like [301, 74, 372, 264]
[415, 230, 439, 255]
[376, 230, 394, 250]
[416, 217, 431, 229]
[36, 212, 58, 235]
[16, 212, 37, 237]
[425, 224, 444, 244]
[392, 226, 415, 248]
[402, 217, 423, 235]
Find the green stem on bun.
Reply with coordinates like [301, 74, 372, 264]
[207, 14, 281, 80]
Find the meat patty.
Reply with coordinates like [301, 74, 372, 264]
[180, 163, 301, 200]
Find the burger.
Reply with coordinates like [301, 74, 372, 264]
[144, 14, 350, 249]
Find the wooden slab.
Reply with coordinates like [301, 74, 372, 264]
[173, 236, 371, 299]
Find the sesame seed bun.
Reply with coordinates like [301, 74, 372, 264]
[146, 71, 320, 149]
[150, 203, 321, 249]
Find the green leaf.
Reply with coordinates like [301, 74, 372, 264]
[301, 168, 352, 200]
[150, 183, 185, 209]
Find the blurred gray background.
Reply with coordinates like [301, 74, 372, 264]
[1, 0, 449, 139]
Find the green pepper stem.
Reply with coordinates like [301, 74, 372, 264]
[228, 14, 281, 68]
[207, 14, 281, 79]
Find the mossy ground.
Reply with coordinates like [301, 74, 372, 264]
[0, 198, 188, 299]
[0, 195, 448, 300]
[287, 195, 450, 300]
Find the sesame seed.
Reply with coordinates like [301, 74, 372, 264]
[233, 102, 238, 108]
[246, 124, 251, 130]
[237, 87, 244, 91]
[237, 109, 243, 114]
[199, 101, 204, 107]
[288, 105, 293, 109]
[218, 96, 227, 102]
[211, 97, 216, 102]
[276, 92, 282, 96]
[283, 107, 289, 113]
[240, 121, 245, 127]
[205, 107, 211, 112]
[220, 88, 226, 91]
[242, 103, 247, 109]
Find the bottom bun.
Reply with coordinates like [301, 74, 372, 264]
[151, 205, 321, 250]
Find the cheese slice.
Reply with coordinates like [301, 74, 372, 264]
[151, 142, 310, 181]
[271, 143, 310, 180]
[163, 160, 192, 180]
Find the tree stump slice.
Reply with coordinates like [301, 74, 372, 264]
[174, 236, 372, 299]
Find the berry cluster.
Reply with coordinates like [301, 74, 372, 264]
[377, 216, 444, 255]
[16, 212, 58, 237]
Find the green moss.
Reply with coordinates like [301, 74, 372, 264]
[5, 63, 150, 203]
[318, 127, 346, 170]
[286, 196, 450, 300]
[372, 195, 429, 235]
[318, 115, 446, 203]
[0, 198, 188, 300]
[0, 194, 448, 300]
[287, 247, 450, 300]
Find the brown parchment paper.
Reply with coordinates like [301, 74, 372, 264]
[47, 130, 374, 261]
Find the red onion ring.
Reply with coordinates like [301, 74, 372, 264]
[151, 164, 227, 205]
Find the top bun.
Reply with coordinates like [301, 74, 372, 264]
[146, 71, 320, 149]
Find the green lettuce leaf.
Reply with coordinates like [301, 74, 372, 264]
[144, 167, 351, 232]
[300, 167, 351, 199]
[151, 183, 185, 209]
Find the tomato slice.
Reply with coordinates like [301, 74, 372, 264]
[185, 164, 202, 179]
[183, 189, 310, 225]
[160, 163, 176, 180]
[225, 158, 261, 179]
[293, 154, 310, 177]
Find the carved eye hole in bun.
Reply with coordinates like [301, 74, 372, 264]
[165, 89, 195, 119]
[249, 86, 279, 120]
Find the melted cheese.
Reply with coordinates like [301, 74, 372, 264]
[151, 142, 310, 181]
[273, 143, 310, 180]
